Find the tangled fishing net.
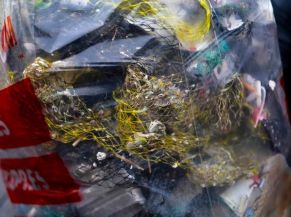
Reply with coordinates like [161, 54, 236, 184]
[23, 57, 265, 186]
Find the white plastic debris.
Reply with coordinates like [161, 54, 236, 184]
[148, 120, 166, 134]
[96, 152, 107, 161]
[268, 80, 276, 91]
[220, 179, 255, 217]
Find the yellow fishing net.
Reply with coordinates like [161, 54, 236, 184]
[114, 65, 205, 167]
[114, 0, 212, 49]
[24, 57, 264, 186]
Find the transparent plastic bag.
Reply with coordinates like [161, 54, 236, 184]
[0, 0, 290, 217]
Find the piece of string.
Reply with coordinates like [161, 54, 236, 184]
[177, 0, 214, 211]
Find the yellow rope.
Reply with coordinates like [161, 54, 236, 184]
[174, 0, 212, 48]
[114, 0, 212, 49]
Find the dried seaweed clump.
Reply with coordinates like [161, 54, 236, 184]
[188, 147, 244, 186]
[190, 74, 245, 133]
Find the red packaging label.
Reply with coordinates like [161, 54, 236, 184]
[0, 153, 81, 205]
[0, 78, 51, 149]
